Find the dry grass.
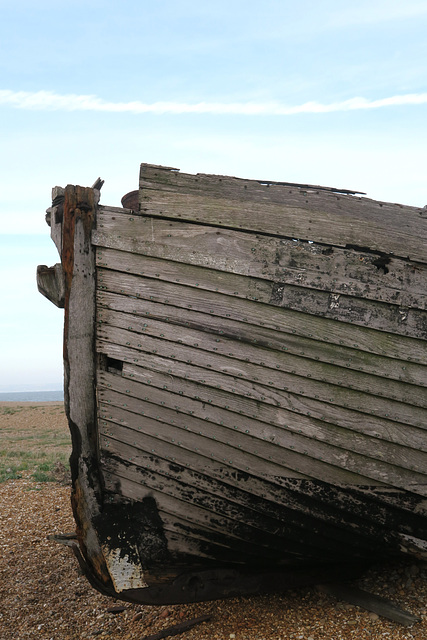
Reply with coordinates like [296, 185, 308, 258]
[0, 402, 71, 483]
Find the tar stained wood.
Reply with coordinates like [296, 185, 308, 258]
[90, 164, 427, 575]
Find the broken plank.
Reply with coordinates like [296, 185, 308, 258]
[98, 341, 427, 448]
[97, 325, 427, 430]
[140, 615, 211, 640]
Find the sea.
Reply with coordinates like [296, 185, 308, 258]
[0, 390, 64, 402]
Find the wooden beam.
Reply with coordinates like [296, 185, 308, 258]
[318, 583, 421, 626]
[61, 184, 114, 593]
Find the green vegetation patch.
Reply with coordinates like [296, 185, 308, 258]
[0, 404, 71, 484]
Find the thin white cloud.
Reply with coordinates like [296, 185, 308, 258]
[1, 89, 427, 116]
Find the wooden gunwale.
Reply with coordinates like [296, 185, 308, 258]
[138, 164, 427, 262]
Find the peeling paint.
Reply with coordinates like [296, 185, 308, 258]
[103, 546, 148, 592]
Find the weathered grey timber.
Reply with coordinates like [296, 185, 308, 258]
[38, 163, 427, 609]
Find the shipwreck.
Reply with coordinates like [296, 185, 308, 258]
[37, 163, 427, 605]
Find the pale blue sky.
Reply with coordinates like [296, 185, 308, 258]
[1, 0, 426, 390]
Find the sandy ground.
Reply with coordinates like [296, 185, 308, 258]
[1, 402, 427, 640]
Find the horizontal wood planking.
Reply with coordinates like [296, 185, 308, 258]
[94, 241, 427, 340]
[98, 291, 427, 385]
[98, 386, 362, 487]
[101, 460, 424, 563]
[98, 307, 427, 408]
[98, 414, 424, 541]
[99, 452, 392, 560]
[139, 164, 427, 263]
[97, 323, 427, 430]
[98, 358, 427, 456]
[98, 374, 427, 519]
[100, 459, 356, 563]
[94, 211, 427, 311]
[97, 269, 427, 364]
[100, 435, 359, 556]
[96, 361, 427, 493]
[98, 390, 381, 487]
[98, 380, 427, 491]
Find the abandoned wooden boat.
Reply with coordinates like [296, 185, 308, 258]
[37, 163, 427, 605]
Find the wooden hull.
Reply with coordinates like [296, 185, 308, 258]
[37, 165, 427, 604]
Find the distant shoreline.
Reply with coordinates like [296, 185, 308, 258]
[0, 390, 64, 402]
[0, 400, 64, 407]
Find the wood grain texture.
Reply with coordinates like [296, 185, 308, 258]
[36, 263, 65, 308]
[95, 347, 427, 493]
[97, 290, 427, 384]
[96, 268, 426, 363]
[60, 184, 114, 591]
[97, 330, 427, 433]
[94, 211, 427, 311]
[45, 171, 427, 604]
[139, 164, 427, 263]
[97, 307, 427, 408]
[93, 240, 427, 340]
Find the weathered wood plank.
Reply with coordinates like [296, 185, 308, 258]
[47, 186, 64, 255]
[97, 375, 427, 493]
[137, 614, 212, 640]
[101, 467, 326, 564]
[99, 372, 427, 517]
[98, 429, 401, 552]
[97, 270, 427, 362]
[98, 376, 427, 483]
[37, 263, 65, 308]
[99, 362, 427, 456]
[139, 164, 427, 263]
[98, 376, 378, 488]
[97, 325, 427, 430]
[95, 243, 427, 339]
[99, 452, 371, 562]
[318, 584, 421, 625]
[99, 439, 353, 558]
[98, 290, 427, 385]
[101, 459, 365, 564]
[99, 399, 387, 488]
[98, 343, 427, 459]
[94, 212, 427, 311]
[60, 184, 113, 589]
[98, 307, 427, 407]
